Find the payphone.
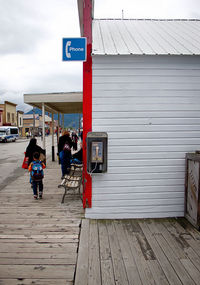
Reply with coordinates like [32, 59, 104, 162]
[86, 132, 108, 174]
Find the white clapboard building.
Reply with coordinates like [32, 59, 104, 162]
[85, 19, 200, 219]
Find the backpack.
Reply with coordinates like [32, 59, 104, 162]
[31, 161, 44, 181]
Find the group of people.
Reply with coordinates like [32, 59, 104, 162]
[24, 130, 82, 199]
[58, 130, 82, 178]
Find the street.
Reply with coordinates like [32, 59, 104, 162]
[0, 136, 57, 191]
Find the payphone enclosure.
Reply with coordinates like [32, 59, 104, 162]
[86, 132, 108, 174]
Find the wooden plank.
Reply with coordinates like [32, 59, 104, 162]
[0, 244, 77, 253]
[0, 279, 73, 285]
[182, 247, 200, 272]
[98, 220, 112, 260]
[123, 220, 156, 285]
[175, 218, 200, 241]
[0, 252, 77, 259]
[0, 222, 81, 228]
[88, 220, 101, 285]
[181, 259, 200, 285]
[106, 220, 129, 285]
[149, 219, 187, 259]
[139, 221, 182, 285]
[0, 219, 81, 225]
[0, 229, 79, 235]
[165, 219, 200, 259]
[0, 257, 76, 265]
[0, 234, 78, 239]
[101, 260, 115, 285]
[74, 219, 89, 285]
[131, 220, 156, 261]
[147, 260, 170, 285]
[114, 220, 142, 285]
[98, 220, 115, 285]
[153, 234, 195, 285]
[0, 238, 78, 243]
[0, 265, 75, 279]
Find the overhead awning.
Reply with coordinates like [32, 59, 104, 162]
[24, 92, 83, 114]
[24, 92, 83, 159]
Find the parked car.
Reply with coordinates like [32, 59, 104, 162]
[0, 126, 19, 142]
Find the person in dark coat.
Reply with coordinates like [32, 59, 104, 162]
[71, 131, 78, 151]
[58, 131, 74, 178]
[26, 138, 45, 166]
[71, 145, 83, 164]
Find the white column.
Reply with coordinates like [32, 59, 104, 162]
[42, 103, 45, 150]
[57, 112, 60, 145]
[52, 112, 55, 161]
[52, 113, 54, 146]
[62, 113, 64, 131]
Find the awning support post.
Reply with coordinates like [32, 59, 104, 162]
[62, 114, 64, 131]
[52, 112, 55, 161]
[57, 112, 60, 146]
[42, 103, 46, 150]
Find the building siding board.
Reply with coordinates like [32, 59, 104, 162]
[85, 55, 200, 219]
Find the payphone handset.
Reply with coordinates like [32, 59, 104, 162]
[86, 132, 108, 174]
[91, 141, 103, 163]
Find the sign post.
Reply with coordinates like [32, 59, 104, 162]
[62, 38, 87, 61]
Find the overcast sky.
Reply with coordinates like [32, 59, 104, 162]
[0, 0, 200, 112]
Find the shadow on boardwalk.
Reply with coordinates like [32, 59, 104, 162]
[0, 159, 84, 285]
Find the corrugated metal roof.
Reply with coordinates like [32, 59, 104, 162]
[92, 19, 200, 55]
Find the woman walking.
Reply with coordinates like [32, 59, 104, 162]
[26, 138, 45, 166]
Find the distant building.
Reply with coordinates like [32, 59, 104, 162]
[0, 108, 3, 126]
[0, 101, 17, 126]
[17, 110, 24, 136]
[22, 114, 40, 137]
[22, 113, 57, 137]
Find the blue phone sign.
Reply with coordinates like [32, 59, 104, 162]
[62, 38, 87, 61]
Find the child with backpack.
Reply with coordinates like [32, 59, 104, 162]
[28, 152, 46, 200]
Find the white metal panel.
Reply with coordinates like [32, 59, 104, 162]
[123, 20, 155, 55]
[163, 21, 200, 54]
[107, 165, 185, 174]
[92, 20, 105, 55]
[93, 198, 184, 207]
[115, 20, 142, 54]
[132, 20, 168, 54]
[92, 185, 184, 194]
[108, 131, 200, 139]
[93, 111, 200, 119]
[85, 211, 183, 219]
[106, 21, 130, 55]
[86, 55, 200, 219]
[141, 21, 180, 55]
[98, 20, 117, 55]
[92, 19, 200, 55]
[93, 125, 200, 133]
[108, 159, 184, 167]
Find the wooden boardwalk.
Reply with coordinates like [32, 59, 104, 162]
[1, 159, 200, 285]
[75, 218, 200, 285]
[0, 160, 84, 285]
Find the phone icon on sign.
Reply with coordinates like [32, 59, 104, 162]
[66, 41, 71, 58]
